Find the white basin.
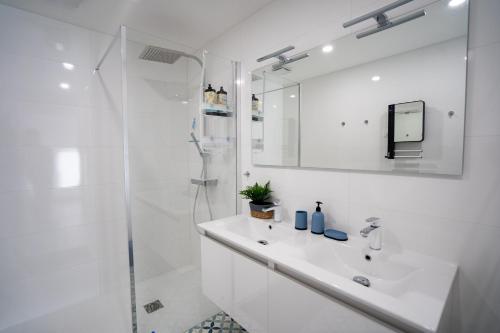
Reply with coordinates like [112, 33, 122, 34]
[198, 215, 457, 333]
[272, 240, 421, 297]
[220, 215, 293, 244]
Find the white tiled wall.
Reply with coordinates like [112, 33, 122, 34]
[0, 4, 131, 332]
[202, 0, 500, 332]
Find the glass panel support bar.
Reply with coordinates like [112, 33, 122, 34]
[120, 25, 138, 333]
[94, 27, 121, 72]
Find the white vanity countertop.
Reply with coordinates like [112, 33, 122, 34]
[198, 215, 457, 333]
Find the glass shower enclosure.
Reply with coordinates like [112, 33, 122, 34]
[96, 26, 239, 333]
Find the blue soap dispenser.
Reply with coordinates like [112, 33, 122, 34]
[311, 201, 325, 234]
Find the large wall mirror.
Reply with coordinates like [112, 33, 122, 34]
[251, 0, 468, 175]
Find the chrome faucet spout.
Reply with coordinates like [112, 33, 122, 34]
[360, 217, 382, 250]
[262, 200, 282, 222]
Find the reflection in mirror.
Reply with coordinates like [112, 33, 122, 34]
[251, 72, 299, 166]
[386, 101, 425, 160]
[394, 101, 425, 143]
[251, 0, 468, 175]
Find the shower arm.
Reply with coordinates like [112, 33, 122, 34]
[183, 53, 203, 67]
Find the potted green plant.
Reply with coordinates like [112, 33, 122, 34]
[239, 181, 274, 219]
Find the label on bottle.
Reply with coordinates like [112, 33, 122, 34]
[252, 100, 259, 111]
[204, 91, 217, 104]
[218, 93, 227, 106]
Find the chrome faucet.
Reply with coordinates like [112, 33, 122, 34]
[360, 217, 382, 250]
[263, 200, 282, 222]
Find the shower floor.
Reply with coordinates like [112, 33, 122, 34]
[135, 265, 220, 333]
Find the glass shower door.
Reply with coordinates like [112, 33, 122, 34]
[123, 27, 238, 333]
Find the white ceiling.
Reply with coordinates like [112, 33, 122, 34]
[0, 0, 275, 48]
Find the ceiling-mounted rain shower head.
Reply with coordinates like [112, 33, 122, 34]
[139, 45, 203, 67]
[139, 45, 184, 64]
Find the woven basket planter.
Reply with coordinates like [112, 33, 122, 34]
[249, 201, 274, 219]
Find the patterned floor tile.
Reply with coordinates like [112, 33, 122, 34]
[184, 311, 247, 333]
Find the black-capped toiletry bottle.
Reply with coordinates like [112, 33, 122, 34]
[217, 86, 227, 106]
[252, 94, 259, 112]
[204, 84, 217, 104]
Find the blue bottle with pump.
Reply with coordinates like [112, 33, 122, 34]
[311, 201, 325, 234]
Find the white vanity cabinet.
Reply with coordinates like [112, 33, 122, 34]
[201, 235, 400, 333]
[268, 270, 399, 333]
[201, 236, 268, 333]
[201, 235, 233, 313]
[199, 216, 457, 333]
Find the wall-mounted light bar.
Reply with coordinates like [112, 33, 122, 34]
[271, 53, 309, 71]
[257, 46, 309, 72]
[343, 0, 426, 39]
[257, 46, 295, 62]
[356, 10, 426, 39]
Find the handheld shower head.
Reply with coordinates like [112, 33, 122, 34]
[190, 132, 204, 157]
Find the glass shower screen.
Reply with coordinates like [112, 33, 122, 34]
[123, 27, 239, 333]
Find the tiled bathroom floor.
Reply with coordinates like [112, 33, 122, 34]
[184, 311, 248, 333]
[135, 265, 220, 333]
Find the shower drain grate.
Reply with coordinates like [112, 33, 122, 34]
[144, 300, 164, 313]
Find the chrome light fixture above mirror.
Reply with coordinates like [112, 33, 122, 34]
[257, 46, 310, 72]
[343, 0, 426, 39]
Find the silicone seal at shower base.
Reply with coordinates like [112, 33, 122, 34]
[184, 311, 247, 333]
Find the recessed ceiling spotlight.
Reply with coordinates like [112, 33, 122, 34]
[448, 0, 466, 7]
[290, 94, 296, 98]
[181, 100, 189, 104]
[59, 82, 70, 90]
[62, 62, 74, 70]
[322, 44, 334, 53]
[272, 105, 277, 109]
[371, 75, 381, 82]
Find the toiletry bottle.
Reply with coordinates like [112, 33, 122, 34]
[252, 94, 259, 112]
[217, 86, 227, 106]
[204, 84, 216, 104]
[311, 201, 325, 234]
